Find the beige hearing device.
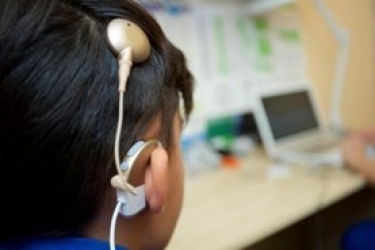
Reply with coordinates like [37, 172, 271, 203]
[106, 18, 158, 250]
[107, 18, 156, 216]
[107, 19, 151, 92]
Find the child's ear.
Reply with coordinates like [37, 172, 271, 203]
[144, 147, 168, 213]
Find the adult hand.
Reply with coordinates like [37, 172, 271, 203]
[341, 129, 375, 183]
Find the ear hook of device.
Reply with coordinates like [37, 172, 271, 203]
[106, 18, 151, 194]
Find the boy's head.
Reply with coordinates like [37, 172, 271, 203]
[0, 0, 193, 248]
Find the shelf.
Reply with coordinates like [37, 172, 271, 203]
[246, 0, 294, 15]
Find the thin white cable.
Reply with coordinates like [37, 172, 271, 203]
[109, 202, 123, 250]
[114, 92, 125, 176]
[110, 48, 133, 250]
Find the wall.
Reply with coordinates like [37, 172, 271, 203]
[297, 0, 375, 129]
[157, 1, 375, 129]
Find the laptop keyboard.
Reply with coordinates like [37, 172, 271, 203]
[298, 139, 338, 153]
[280, 138, 343, 167]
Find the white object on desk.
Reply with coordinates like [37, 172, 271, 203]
[276, 148, 343, 168]
[267, 162, 292, 179]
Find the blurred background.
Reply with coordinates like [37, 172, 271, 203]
[141, 1, 375, 249]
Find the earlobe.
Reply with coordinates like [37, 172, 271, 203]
[145, 147, 168, 213]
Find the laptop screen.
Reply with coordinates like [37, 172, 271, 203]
[261, 90, 319, 140]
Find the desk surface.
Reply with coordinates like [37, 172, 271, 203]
[167, 148, 365, 250]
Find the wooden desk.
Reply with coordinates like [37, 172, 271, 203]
[167, 148, 365, 250]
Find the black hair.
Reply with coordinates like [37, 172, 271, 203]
[0, 0, 193, 240]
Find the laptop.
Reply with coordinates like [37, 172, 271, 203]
[252, 80, 343, 167]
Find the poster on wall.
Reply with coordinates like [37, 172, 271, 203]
[149, 1, 307, 135]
